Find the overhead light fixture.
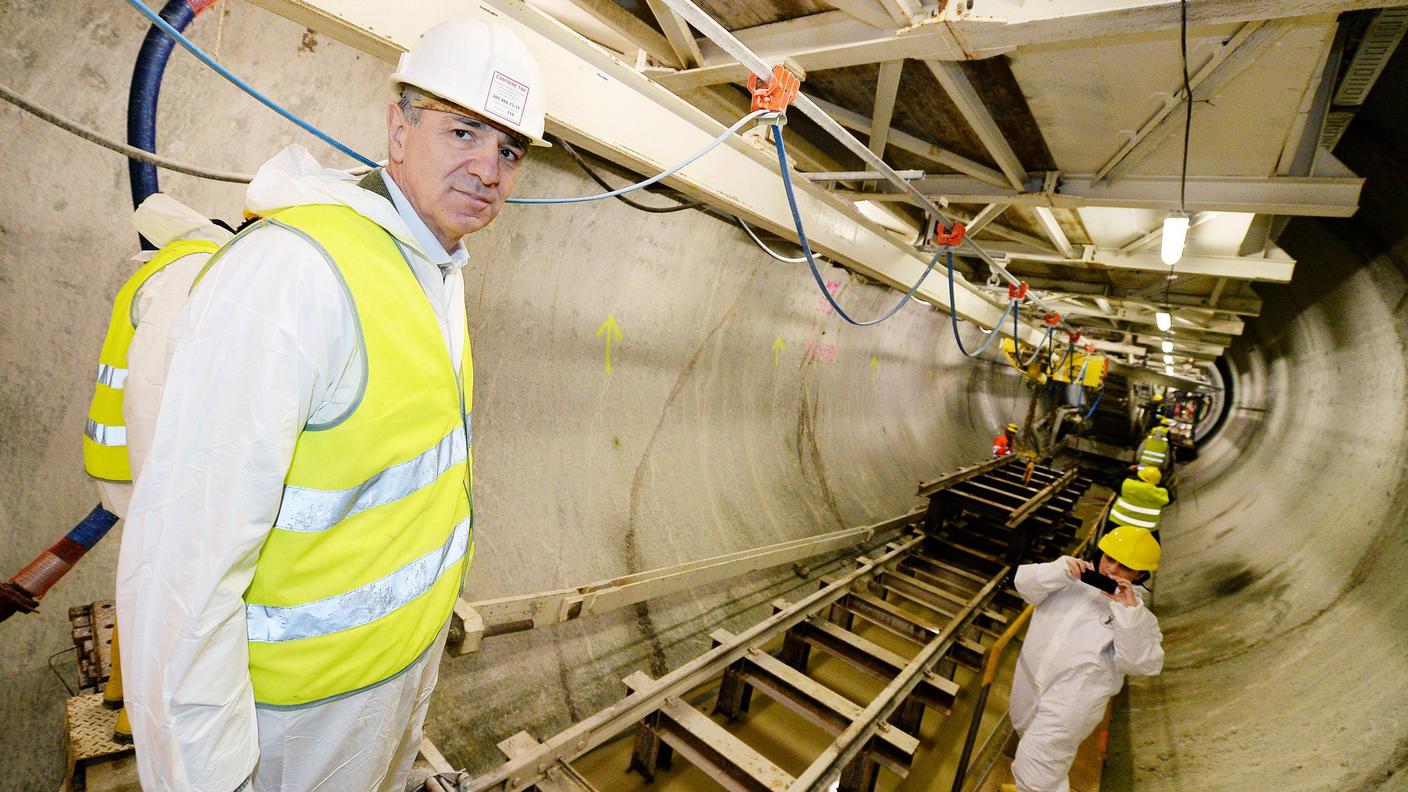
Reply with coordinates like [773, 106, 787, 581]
[1160, 211, 1189, 265]
[1155, 311, 1172, 332]
[1161, 340, 1174, 353]
[1163, 354, 1174, 364]
[1165, 365, 1174, 374]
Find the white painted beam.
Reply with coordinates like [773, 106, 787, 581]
[655, 11, 965, 91]
[983, 241, 1296, 283]
[826, 0, 895, 29]
[867, 60, 904, 161]
[899, 171, 1363, 217]
[808, 96, 1010, 188]
[1051, 301, 1244, 335]
[249, 0, 1048, 346]
[648, 1, 1403, 88]
[1031, 205, 1076, 260]
[562, 0, 682, 67]
[965, 203, 1010, 236]
[922, 59, 1028, 191]
[644, 0, 704, 68]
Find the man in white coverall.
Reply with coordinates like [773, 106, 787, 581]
[1002, 526, 1164, 792]
[115, 20, 547, 792]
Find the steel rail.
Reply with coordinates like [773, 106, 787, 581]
[449, 511, 919, 654]
[464, 534, 926, 792]
[790, 567, 1008, 791]
[1005, 467, 1079, 529]
[917, 455, 1018, 498]
[654, 0, 1081, 336]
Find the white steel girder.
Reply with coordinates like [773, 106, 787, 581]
[897, 170, 1364, 217]
[247, 0, 1047, 344]
[1051, 301, 1245, 335]
[982, 241, 1296, 283]
[648, 0, 1406, 89]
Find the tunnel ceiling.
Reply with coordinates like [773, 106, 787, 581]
[526, 0, 1406, 380]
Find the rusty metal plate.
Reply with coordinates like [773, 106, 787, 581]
[66, 693, 133, 764]
[70, 600, 116, 694]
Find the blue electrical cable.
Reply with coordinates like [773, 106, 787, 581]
[1020, 325, 1054, 367]
[511, 111, 771, 204]
[945, 250, 1017, 358]
[123, 0, 379, 167]
[1082, 387, 1104, 420]
[772, 124, 954, 326]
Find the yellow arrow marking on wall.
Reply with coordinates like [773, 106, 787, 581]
[870, 355, 879, 382]
[772, 336, 784, 367]
[597, 315, 623, 374]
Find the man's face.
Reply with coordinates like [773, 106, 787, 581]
[1099, 553, 1142, 584]
[387, 102, 528, 248]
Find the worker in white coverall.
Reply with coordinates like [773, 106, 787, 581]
[1002, 526, 1164, 792]
[81, 194, 232, 742]
[115, 20, 547, 792]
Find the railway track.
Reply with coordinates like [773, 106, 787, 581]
[431, 454, 1095, 792]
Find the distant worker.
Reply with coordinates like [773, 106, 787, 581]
[1002, 527, 1164, 792]
[116, 20, 547, 792]
[1109, 465, 1171, 541]
[993, 422, 1019, 456]
[1135, 423, 1171, 470]
[82, 195, 232, 743]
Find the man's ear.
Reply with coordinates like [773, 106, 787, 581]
[387, 102, 408, 164]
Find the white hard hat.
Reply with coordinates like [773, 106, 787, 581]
[391, 20, 549, 147]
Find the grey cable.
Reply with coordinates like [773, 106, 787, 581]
[0, 81, 255, 183]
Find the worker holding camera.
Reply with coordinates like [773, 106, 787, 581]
[1001, 526, 1165, 792]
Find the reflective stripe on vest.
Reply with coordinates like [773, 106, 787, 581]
[83, 239, 220, 481]
[240, 203, 473, 708]
[1109, 479, 1168, 530]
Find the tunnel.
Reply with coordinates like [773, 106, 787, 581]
[1, 2, 1406, 791]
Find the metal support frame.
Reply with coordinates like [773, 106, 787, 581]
[253, 0, 1058, 344]
[448, 513, 917, 654]
[457, 457, 1092, 791]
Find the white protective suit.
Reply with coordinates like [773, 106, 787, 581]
[92, 195, 231, 518]
[116, 145, 470, 792]
[1008, 558, 1164, 792]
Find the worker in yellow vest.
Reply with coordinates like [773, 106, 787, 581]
[83, 194, 232, 743]
[1108, 466, 1171, 540]
[1135, 424, 1172, 470]
[115, 20, 547, 792]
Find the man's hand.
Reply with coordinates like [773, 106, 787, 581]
[1064, 556, 1093, 580]
[1103, 576, 1138, 607]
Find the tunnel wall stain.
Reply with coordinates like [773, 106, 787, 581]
[0, 4, 1036, 786]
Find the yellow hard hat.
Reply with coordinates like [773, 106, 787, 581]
[1098, 526, 1162, 571]
[1005, 422, 1019, 432]
[1152, 392, 1164, 402]
[1137, 465, 1162, 485]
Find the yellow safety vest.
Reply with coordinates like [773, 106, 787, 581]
[1138, 433, 1170, 467]
[83, 239, 221, 482]
[1109, 479, 1169, 531]
[234, 204, 474, 707]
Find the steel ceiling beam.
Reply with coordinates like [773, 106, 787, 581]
[249, 0, 1047, 344]
[804, 96, 1011, 188]
[644, 0, 704, 68]
[983, 241, 1296, 283]
[562, 0, 683, 67]
[868, 60, 905, 161]
[1031, 206, 1076, 260]
[893, 171, 1364, 217]
[1051, 301, 1245, 336]
[922, 59, 1028, 191]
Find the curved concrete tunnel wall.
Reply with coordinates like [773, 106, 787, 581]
[0, 6, 1034, 786]
[1109, 99, 1408, 788]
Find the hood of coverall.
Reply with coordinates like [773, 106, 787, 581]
[245, 145, 439, 263]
